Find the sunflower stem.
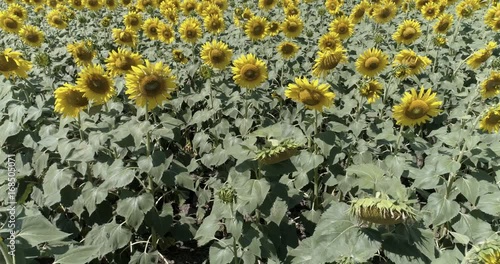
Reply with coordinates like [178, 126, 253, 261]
[77, 112, 84, 140]
[0, 239, 13, 264]
[312, 110, 320, 210]
[395, 125, 404, 153]
[229, 203, 239, 264]
[144, 102, 157, 250]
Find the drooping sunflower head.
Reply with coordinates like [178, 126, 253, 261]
[0, 48, 32, 79]
[76, 64, 115, 104]
[329, 16, 354, 40]
[356, 47, 389, 77]
[112, 27, 138, 47]
[312, 48, 348, 77]
[19, 25, 45, 47]
[392, 87, 442, 127]
[54, 83, 89, 118]
[179, 17, 202, 44]
[360, 79, 384, 103]
[47, 9, 68, 29]
[255, 139, 301, 165]
[124, 11, 143, 30]
[433, 13, 453, 33]
[393, 19, 422, 45]
[125, 60, 177, 111]
[318, 31, 342, 51]
[393, 49, 432, 78]
[105, 48, 143, 76]
[245, 16, 268, 41]
[277, 41, 300, 59]
[481, 71, 500, 99]
[67, 40, 96, 66]
[200, 40, 233, 70]
[350, 0, 370, 23]
[204, 14, 225, 34]
[8, 3, 28, 22]
[0, 11, 23, 33]
[285, 77, 336, 112]
[467, 41, 498, 69]
[456, 0, 481, 18]
[371, 0, 398, 24]
[350, 196, 416, 225]
[231, 53, 268, 89]
[281, 15, 304, 38]
[479, 105, 500, 133]
[142, 17, 163, 40]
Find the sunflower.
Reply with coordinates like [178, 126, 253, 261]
[318, 32, 342, 51]
[0, 48, 32, 79]
[69, 0, 85, 9]
[142, 17, 163, 40]
[479, 105, 500, 133]
[329, 15, 354, 39]
[19, 25, 44, 47]
[181, 0, 198, 14]
[105, 48, 143, 76]
[477, 244, 500, 264]
[277, 41, 300, 59]
[112, 27, 138, 47]
[485, 3, 500, 31]
[135, 0, 156, 11]
[0, 11, 23, 33]
[241, 7, 254, 20]
[212, 0, 228, 10]
[456, 0, 480, 18]
[467, 41, 497, 69]
[67, 41, 96, 66]
[204, 14, 225, 34]
[285, 77, 335, 112]
[480, 72, 500, 99]
[158, 23, 175, 43]
[393, 49, 432, 78]
[8, 3, 28, 22]
[360, 80, 383, 103]
[200, 40, 233, 70]
[392, 87, 442, 127]
[124, 11, 143, 30]
[54, 83, 89, 118]
[433, 13, 453, 33]
[200, 4, 221, 17]
[47, 0, 58, 8]
[312, 48, 348, 77]
[392, 19, 421, 45]
[350, 196, 416, 225]
[284, 6, 300, 16]
[125, 60, 177, 110]
[356, 48, 388, 77]
[259, 0, 277, 10]
[179, 17, 202, 44]
[161, 7, 178, 24]
[371, 0, 397, 24]
[232, 54, 268, 89]
[350, 0, 370, 23]
[173, 49, 189, 64]
[421, 1, 440, 20]
[104, 0, 118, 9]
[245, 16, 268, 41]
[281, 15, 303, 38]
[85, 0, 102, 11]
[76, 64, 115, 104]
[47, 10, 67, 29]
[325, 0, 344, 15]
[267, 21, 280, 36]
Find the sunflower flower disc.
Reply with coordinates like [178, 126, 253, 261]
[231, 54, 268, 89]
[285, 77, 335, 112]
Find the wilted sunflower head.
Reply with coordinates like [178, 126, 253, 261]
[465, 239, 500, 264]
[350, 195, 416, 225]
[255, 139, 301, 165]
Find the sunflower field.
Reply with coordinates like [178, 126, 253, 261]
[2, 0, 500, 263]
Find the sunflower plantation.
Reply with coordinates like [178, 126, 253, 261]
[1, 0, 500, 263]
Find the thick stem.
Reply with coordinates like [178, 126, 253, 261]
[312, 111, 320, 209]
[78, 112, 84, 140]
[144, 102, 157, 249]
[395, 126, 404, 153]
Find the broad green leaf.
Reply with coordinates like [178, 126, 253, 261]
[84, 222, 132, 257]
[209, 240, 234, 264]
[423, 192, 460, 226]
[116, 193, 154, 230]
[194, 214, 220, 246]
[237, 179, 271, 214]
[454, 177, 481, 205]
[452, 212, 494, 244]
[97, 160, 136, 190]
[53, 246, 100, 264]
[17, 215, 70, 246]
[476, 192, 500, 217]
[42, 164, 73, 206]
[80, 182, 107, 215]
[345, 163, 385, 189]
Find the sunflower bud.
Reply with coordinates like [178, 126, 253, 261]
[374, 33, 384, 44]
[433, 36, 447, 47]
[101, 17, 111, 27]
[318, 8, 327, 16]
[255, 139, 301, 165]
[491, 58, 500, 69]
[350, 197, 416, 225]
[306, 30, 314, 38]
[218, 186, 236, 204]
[35, 53, 51, 68]
[77, 15, 87, 24]
[199, 65, 213, 79]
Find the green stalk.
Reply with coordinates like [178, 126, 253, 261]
[0, 239, 13, 264]
[144, 102, 157, 249]
[395, 126, 404, 153]
[312, 110, 320, 209]
[230, 203, 239, 264]
[78, 112, 84, 140]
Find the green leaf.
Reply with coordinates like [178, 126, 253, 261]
[476, 192, 500, 217]
[53, 246, 100, 264]
[423, 192, 460, 226]
[454, 176, 480, 205]
[237, 179, 271, 214]
[201, 145, 229, 167]
[84, 222, 132, 257]
[290, 151, 323, 189]
[97, 160, 136, 190]
[452, 212, 494, 244]
[449, 231, 470, 245]
[17, 215, 70, 246]
[209, 240, 234, 264]
[129, 251, 159, 264]
[345, 163, 385, 189]
[42, 164, 73, 206]
[80, 182, 108, 215]
[116, 193, 154, 230]
[195, 214, 220, 246]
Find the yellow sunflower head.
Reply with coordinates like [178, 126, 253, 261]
[200, 40, 233, 70]
[285, 77, 336, 112]
[179, 17, 202, 44]
[142, 17, 163, 40]
[393, 19, 422, 45]
[76, 64, 115, 104]
[85, 0, 103, 11]
[318, 32, 342, 51]
[19, 25, 45, 47]
[480, 105, 500, 133]
[158, 23, 175, 44]
[69, 0, 85, 9]
[277, 41, 300, 59]
[356, 48, 389, 77]
[433, 13, 453, 33]
[8, 3, 28, 22]
[281, 15, 304, 38]
[245, 16, 268, 41]
[350, 0, 370, 23]
[393, 49, 432, 78]
[329, 15, 354, 39]
[200, 3, 222, 18]
[481, 71, 500, 99]
[161, 7, 178, 24]
[392, 87, 442, 127]
[325, 0, 343, 15]
[372, 0, 398, 24]
[231, 54, 268, 89]
[360, 80, 384, 103]
[284, 5, 300, 16]
[0, 48, 32, 79]
[47, 10, 68, 29]
[468, 240, 500, 264]
[467, 41, 497, 69]
[204, 14, 225, 35]
[124, 11, 143, 30]
[54, 83, 89, 118]
[105, 48, 143, 76]
[484, 4, 500, 31]
[180, 0, 198, 15]
[67, 40, 96, 67]
[0, 11, 23, 33]
[312, 48, 348, 77]
[421, 1, 441, 20]
[112, 27, 138, 47]
[456, 0, 481, 18]
[125, 60, 177, 111]
[259, 0, 278, 10]
[173, 49, 189, 64]
[267, 21, 281, 36]
[104, 0, 118, 9]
